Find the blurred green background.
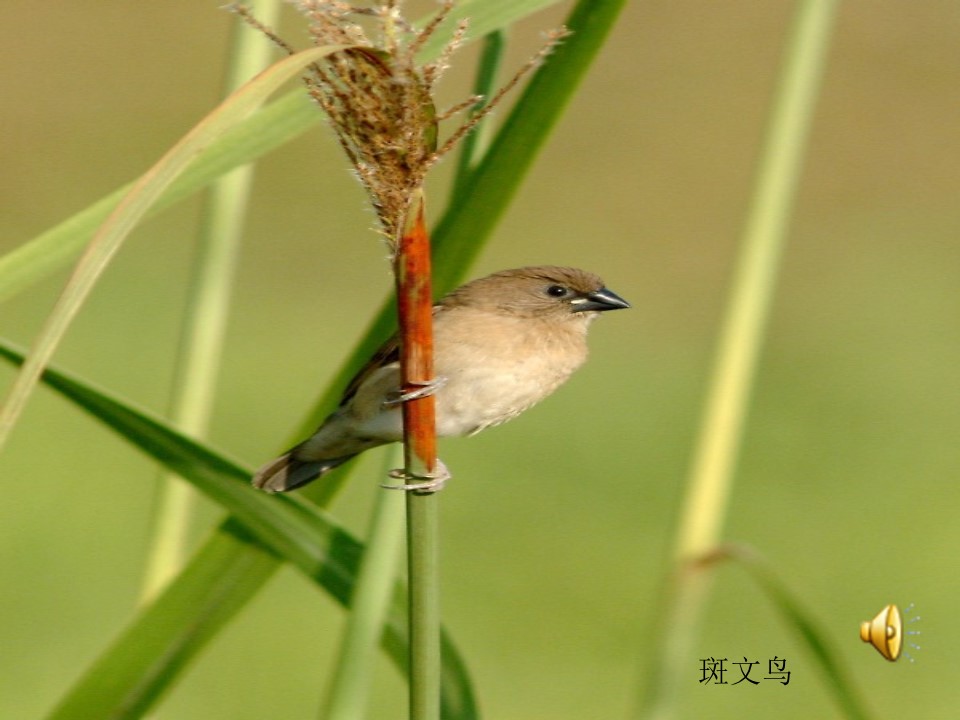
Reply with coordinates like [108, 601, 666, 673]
[2, 1, 958, 718]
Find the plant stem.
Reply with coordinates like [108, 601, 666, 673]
[322, 447, 406, 720]
[451, 30, 506, 200]
[674, 0, 838, 563]
[140, 0, 283, 603]
[406, 488, 440, 720]
[394, 193, 441, 720]
[636, 1, 838, 718]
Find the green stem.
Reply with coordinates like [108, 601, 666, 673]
[322, 447, 406, 720]
[451, 30, 506, 200]
[407, 492, 440, 720]
[140, 0, 284, 605]
[635, 2, 838, 718]
[674, 0, 838, 562]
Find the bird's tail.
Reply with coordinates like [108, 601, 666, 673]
[252, 451, 356, 493]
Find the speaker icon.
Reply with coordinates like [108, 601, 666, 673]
[860, 603, 921, 662]
[860, 604, 902, 661]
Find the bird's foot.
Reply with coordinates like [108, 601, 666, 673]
[382, 459, 451, 494]
[382, 376, 448, 408]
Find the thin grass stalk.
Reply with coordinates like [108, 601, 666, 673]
[140, 0, 283, 605]
[321, 445, 406, 720]
[451, 30, 506, 200]
[325, 24, 510, 710]
[673, 0, 838, 562]
[635, 2, 838, 718]
[393, 193, 442, 720]
[407, 489, 441, 720]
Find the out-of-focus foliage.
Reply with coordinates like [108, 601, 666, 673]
[2, 2, 958, 719]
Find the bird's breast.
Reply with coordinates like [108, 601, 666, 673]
[431, 313, 588, 437]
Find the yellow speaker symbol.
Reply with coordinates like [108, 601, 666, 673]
[860, 604, 902, 661]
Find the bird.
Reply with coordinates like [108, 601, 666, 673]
[252, 265, 630, 493]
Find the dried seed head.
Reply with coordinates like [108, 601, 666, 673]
[233, 2, 569, 247]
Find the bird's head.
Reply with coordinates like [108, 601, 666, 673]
[441, 265, 630, 322]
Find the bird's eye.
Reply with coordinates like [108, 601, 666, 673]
[545, 285, 569, 298]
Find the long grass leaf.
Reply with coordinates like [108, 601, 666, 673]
[0, 340, 358, 596]
[140, 0, 285, 605]
[0, 340, 478, 720]
[635, 2, 838, 718]
[0, 91, 316, 305]
[674, 0, 838, 562]
[0, 46, 348, 457]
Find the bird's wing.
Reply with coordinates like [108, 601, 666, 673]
[338, 332, 400, 407]
[337, 304, 444, 407]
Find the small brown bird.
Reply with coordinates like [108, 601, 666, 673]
[253, 266, 629, 492]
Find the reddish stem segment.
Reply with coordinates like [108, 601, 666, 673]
[394, 195, 438, 479]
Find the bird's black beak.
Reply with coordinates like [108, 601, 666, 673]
[572, 286, 631, 313]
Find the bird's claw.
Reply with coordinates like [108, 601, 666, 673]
[382, 459, 451, 494]
[382, 376, 448, 408]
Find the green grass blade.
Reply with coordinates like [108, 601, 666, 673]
[635, 2, 839, 717]
[322, 447, 406, 720]
[674, 0, 839, 562]
[0, 340, 359, 593]
[418, 0, 560, 58]
[0, 90, 317, 306]
[0, 340, 477, 720]
[451, 29, 506, 199]
[0, 46, 348, 457]
[140, 0, 285, 604]
[432, 0, 630, 294]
